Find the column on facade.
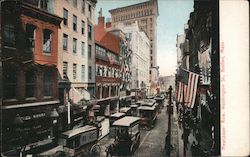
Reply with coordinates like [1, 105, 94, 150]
[100, 85, 103, 99]
[109, 85, 111, 97]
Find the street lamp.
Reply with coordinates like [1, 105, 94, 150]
[13, 114, 23, 125]
[166, 85, 173, 156]
[49, 108, 59, 143]
[50, 108, 59, 118]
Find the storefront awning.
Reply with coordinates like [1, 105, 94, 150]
[97, 96, 119, 102]
[1, 100, 60, 109]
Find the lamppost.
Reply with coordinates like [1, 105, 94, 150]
[166, 85, 173, 156]
[49, 108, 59, 142]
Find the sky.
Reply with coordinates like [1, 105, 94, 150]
[95, 0, 194, 76]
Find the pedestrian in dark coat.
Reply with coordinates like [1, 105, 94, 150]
[191, 141, 197, 156]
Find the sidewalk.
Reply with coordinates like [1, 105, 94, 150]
[171, 102, 193, 157]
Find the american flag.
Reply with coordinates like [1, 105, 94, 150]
[176, 68, 200, 108]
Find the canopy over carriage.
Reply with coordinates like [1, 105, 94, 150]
[138, 104, 158, 129]
[59, 125, 100, 157]
[107, 116, 141, 156]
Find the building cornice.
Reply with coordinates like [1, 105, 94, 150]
[109, 0, 159, 16]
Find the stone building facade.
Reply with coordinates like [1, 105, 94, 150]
[109, 0, 159, 94]
[53, 0, 97, 105]
[94, 13, 121, 116]
[111, 21, 150, 97]
[107, 26, 133, 107]
[51, 0, 97, 131]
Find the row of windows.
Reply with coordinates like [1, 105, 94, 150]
[63, 33, 92, 58]
[112, 2, 152, 15]
[65, 0, 91, 16]
[63, 62, 92, 81]
[95, 45, 106, 58]
[3, 69, 53, 99]
[113, 9, 153, 22]
[63, 8, 92, 40]
[96, 64, 120, 78]
[70, 0, 92, 17]
[95, 45, 119, 63]
[96, 85, 119, 99]
[3, 23, 54, 54]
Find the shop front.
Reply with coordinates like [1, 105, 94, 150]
[1, 102, 60, 156]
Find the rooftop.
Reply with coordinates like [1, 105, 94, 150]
[62, 125, 96, 138]
[109, 0, 159, 16]
[110, 112, 126, 118]
[138, 105, 156, 111]
[112, 116, 140, 127]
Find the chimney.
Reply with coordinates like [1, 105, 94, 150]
[98, 8, 104, 28]
[106, 22, 111, 29]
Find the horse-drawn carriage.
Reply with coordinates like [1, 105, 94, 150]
[59, 125, 101, 157]
[138, 104, 158, 129]
[154, 94, 165, 110]
[106, 116, 140, 156]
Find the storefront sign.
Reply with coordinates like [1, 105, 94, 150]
[21, 113, 46, 121]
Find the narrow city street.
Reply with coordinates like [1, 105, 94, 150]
[1, 0, 222, 156]
[99, 100, 169, 157]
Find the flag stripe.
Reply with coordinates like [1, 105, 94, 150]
[176, 68, 199, 108]
[183, 84, 187, 106]
[185, 73, 193, 105]
[187, 73, 195, 107]
[177, 82, 182, 102]
[190, 74, 199, 108]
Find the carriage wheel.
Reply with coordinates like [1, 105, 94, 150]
[130, 143, 136, 155]
[90, 143, 101, 156]
[105, 145, 113, 157]
[136, 134, 141, 147]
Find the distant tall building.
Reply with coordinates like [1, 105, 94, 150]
[109, 0, 159, 94]
[159, 75, 175, 92]
[111, 21, 150, 97]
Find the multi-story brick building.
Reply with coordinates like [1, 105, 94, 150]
[53, 0, 97, 129]
[93, 12, 122, 138]
[1, 0, 62, 155]
[109, 0, 159, 95]
[94, 13, 121, 115]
